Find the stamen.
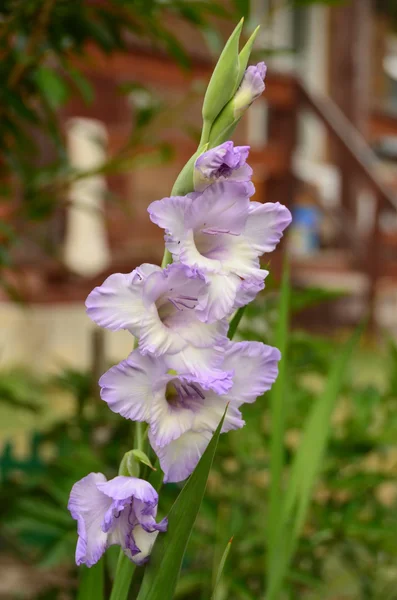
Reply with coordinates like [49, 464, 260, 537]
[178, 295, 198, 301]
[189, 383, 205, 399]
[181, 383, 192, 397]
[202, 227, 239, 236]
[174, 300, 196, 309]
[174, 382, 186, 400]
[168, 297, 183, 311]
[167, 296, 197, 310]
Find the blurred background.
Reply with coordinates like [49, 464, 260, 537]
[1, 0, 397, 598]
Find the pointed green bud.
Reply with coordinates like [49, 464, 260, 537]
[236, 25, 261, 90]
[201, 19, 244, 141]
[207, 58, 266, 147]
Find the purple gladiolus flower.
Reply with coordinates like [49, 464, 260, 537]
[99, 346, 233, 448]
[194, 141, 252, 191]
[150, 341, 281, 482]
[68, 474, 167, 567]
[85, 262, 229, 383]
[100, 341, 280, 483]
[148, 179, 292, 321]
[234, 62, 267, 118]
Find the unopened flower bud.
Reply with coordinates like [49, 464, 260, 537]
[233, 62, 267, 119]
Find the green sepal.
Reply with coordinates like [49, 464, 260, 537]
[235, 25, 260, 90]
[201, 19, 244, 136]
[131, 449, 157, 471]
[171, 143, 208, 196]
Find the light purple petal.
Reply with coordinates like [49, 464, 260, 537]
[243, 201, 292, 254]
[223, 341, 281, 406]
[186, 181, 253, 235]
[139, 264, 228, 356]
[233, 273, 266, 309]
[149, 387, 197, 448]
[149, 429, 213, 483]
[133, 499, 168, 533]
[85, 264, 160, 332]
[164, 344, 233, 394]
[148, 195, 191, 238]
[99, 351, 165, 422]
[68, 473, 111, 567]
[191, 392, 244, 434]
[196, 272, 242, 322]
[234, 62, 267, 115]
[138, 311, 187, 357]
[194, 142, 253, 191]
[97, 476, 158, 505]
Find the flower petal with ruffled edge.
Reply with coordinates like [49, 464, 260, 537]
[244, 201, 292, 254]
[68, 472, 111, 567]
[148, 179, 290, 320]
[85, 263, 160, 332]
[99, 352, 165, 422]
[221, 341, 281, 406]
[68, 474, 167, 567]
[87, 261, 229, 360]
[99, 347, 233, 448]
[149, 429, 213, 484]
[148, 340, 281, 483]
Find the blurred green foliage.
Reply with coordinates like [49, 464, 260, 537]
[0, 288, 396, 599]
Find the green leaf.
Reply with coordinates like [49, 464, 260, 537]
[68, 67, 94, 104]
[136, 409, 227, 600]
[77, 560, 104, 600]
[211, 536, 233, 599]
[265, 324, 363, 599]
[34, 66, 70, 110]
[3, 89, 38, 123]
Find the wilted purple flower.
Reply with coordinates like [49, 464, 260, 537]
[194, 141, 252, 191]
[149, 341, 281, 482]
[148, 180, 291, 321]
[68, 474, 167, 567]
[86, 262, 229, 382]
[99, 346, 233, 449]
[234, 62, 267, 118]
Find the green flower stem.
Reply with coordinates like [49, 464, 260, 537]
[109, 550, 136, 600]
[135, 421, 144, 452]
[199, 119, 212, 147]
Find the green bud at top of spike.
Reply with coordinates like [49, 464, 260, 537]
[236, 25, 261, 89]
[201, 19, 244, 143]
[205, 26, 264, 147]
